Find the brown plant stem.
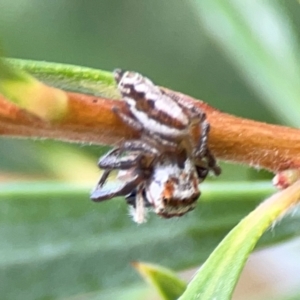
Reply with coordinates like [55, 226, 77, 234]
[1, 89, 300, 174]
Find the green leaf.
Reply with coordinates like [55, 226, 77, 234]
[192, 0, 300, 127]
[133, 261, 186, 300]
[0, 57, 68, 121]
[6, 58, 119, 99]
[65, 284, 151, 300]
[179, 180, 300, 300]
[0, 182, 299, 299]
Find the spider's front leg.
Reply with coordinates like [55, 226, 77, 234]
[98, 140, 159, 170]
[91, 140, 159, 202]
[91, 171, 143, 202]
[99, 147, 140, 170]
[91, 147, 144, 202]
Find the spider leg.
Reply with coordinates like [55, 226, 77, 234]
[99, 139, 159, 170]
[193, 118, 210, 158]
[91, 172, 142, 202]
[94, 149, 123, 197]
[93, 138, 159, 203]
[166, 90, 210, 156]
[188, 112, 221, 176]
[205, 149, 222, 176]
[194, 148, 221, 178]
[112, 106, 143, 132]
[126, 187, 151, 207]
[175, 97, 209, 158]
[98, 147, 122, 169]
[164, 90, 207, 123]
[99, 149, 142, 170]
[97, 169, 111, 187]
[142, 133, 178, 152]
[163, 90, 221, 176]
[163, 90, 194, 111]
[94, 147, 143, 202]
[114, 101, 178, 151]
[130, 184, 148, 224]
[122, 140, 160, 156]
[195, 165, 209, 182]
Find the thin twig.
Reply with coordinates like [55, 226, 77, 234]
[0, 88, 300, 173]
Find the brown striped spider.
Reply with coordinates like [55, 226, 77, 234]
[91, 70, 220, 223]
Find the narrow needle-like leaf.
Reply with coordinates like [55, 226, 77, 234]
[179, 180, 300, 300]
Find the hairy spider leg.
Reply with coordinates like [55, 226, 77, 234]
[99, 148, 142, 170]
[113, 106, 179, 151]
[99, 140, 160, 171]
[166, 90, 209, 157]
[91, 172, 142, 202]
[132, 184, 148, 224]
[92, 139, 161, 202]
[125, 188, 151, 207]
[122, 140, 160, 156]
[166, 90, 221, 176]
[112, 107, 143, 132]
[193, 115, 209, 158]
[142, 133, 178, 151]
[92, 149, 144, 202]
[191, 117, 221, 176]
[195, 165, 209, 182]
[205, 149, 222, 176]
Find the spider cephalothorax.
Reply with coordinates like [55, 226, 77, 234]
[91, 70, 220, 223]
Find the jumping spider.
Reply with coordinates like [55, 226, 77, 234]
[91, 70, 221, 223]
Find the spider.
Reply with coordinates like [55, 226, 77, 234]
[90, 70, 221, 223]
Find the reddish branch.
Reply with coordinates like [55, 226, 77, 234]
[0, 89, 300, 173]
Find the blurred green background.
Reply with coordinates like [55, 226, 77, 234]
[1, 1, 300, 299]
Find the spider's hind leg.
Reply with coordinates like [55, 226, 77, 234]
[166, 90, 210, 158]
[167, 91, 221, 176]
[192, 118, 210, 159]
[205, 149, 221, 176]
